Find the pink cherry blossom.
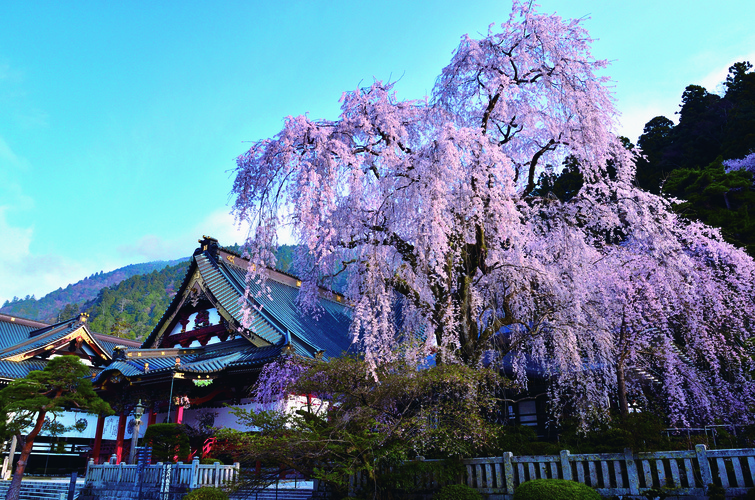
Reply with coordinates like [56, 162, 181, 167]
[232, 2, 755, 427]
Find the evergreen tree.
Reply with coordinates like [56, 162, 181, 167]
[0, 357, 113, 500]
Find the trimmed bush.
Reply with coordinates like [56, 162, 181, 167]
[513, 479, 600, 500]
[433, 484, 482, 500]
[183, 487, 229, 500]
[143, 423, 190, 463]
[200, 457, 224, 465]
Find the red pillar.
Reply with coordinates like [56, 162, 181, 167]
[175, 406, 184, 424]
[114, 411, 127, 463]
[91, 414, 106, 464]
[147, 406, 157, 427]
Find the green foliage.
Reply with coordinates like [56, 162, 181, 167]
[557, 412, 668, 454]
[56, 303, 80, 322]
[200, 457, 224, 465]
[641, 485, 685, 500]
[432, 483, 482, 500]
[634, 61, 755, 257]
[707, 483, 725, 500]
[0, 260, 186, 323]
[0, 356, 113, 440]
[494, 425, 560, 456]
[380, 460, 465, 497]
[513, 479, 600, 500]
[0, 356, 114, 489]
[86, 261, 191, 341]
[663, 158, 755, 254]
[182, 487, 229, 500]
[218, 356, 507, 499]
[534, 156, 584, 201]
[143, 423, 190, 463]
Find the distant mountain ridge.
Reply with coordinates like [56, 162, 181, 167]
[0, 259, 188, 323]
[0, 245, 303, 342]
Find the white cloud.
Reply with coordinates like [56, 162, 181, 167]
[116, 208, 251, 262]
[0, 135, 31, 172]
[194, 209, 250, 248]
[617, 99, 677, 144]
[697, 51, 755, 94]
[0, 208, 92, 305]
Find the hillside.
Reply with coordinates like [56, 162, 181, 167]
[0, 259, 187, 322]
[0, 245, 311, 343]
[85, 260, 191, 340]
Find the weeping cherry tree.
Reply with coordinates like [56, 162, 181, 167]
[232, 2, 755, 427]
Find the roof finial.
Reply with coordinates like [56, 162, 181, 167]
[195, 235, 220, 259]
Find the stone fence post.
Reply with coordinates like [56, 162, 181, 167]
[696, 444, 713, 489]
[190, 457, 200, 489]
[624, 448, 640, 495]
[503, 452, 515, 495]
[560, 450, 572, 481]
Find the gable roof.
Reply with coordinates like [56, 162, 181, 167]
[0, 314, 110, 362]
[0, 313, 140, 383]
[142, 237, 353, 362]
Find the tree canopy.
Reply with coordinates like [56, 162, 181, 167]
[231, 2, 755, 427]
[0, 356, 112, 500]
[219, 356, 504, 499]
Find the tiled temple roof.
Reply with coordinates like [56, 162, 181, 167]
[0, 313, 139, 382]
[132, 238, 353, 383]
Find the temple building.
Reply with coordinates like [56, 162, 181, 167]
[90, 236, 353, 464]
[1, 236, 353, 472]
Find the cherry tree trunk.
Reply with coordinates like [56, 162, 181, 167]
[617, 363, 629, 418]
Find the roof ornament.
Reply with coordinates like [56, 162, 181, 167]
[188, 286, 206, 308]
[196, 235, 220, 260]
[112, 346, 128, 361]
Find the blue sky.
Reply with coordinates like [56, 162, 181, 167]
[1, 0, 754, 305]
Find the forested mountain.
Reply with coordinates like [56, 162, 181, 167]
[0, 260, 186, 322]
[85, 260, 191, 340]
[0, 245, 306, 343]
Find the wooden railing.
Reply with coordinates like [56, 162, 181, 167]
[351, 445, 755, 499]
[85, 456, 240, 490]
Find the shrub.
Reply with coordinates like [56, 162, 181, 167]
[433, 484, 482, 500]
[706, 483, 725, 500]
[200, 457, 224, 465]
[513, 479, 600, 500]
[183, 487, 229, 500]
[143, 423, 190, 463]
[494, 425, 561, 456]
